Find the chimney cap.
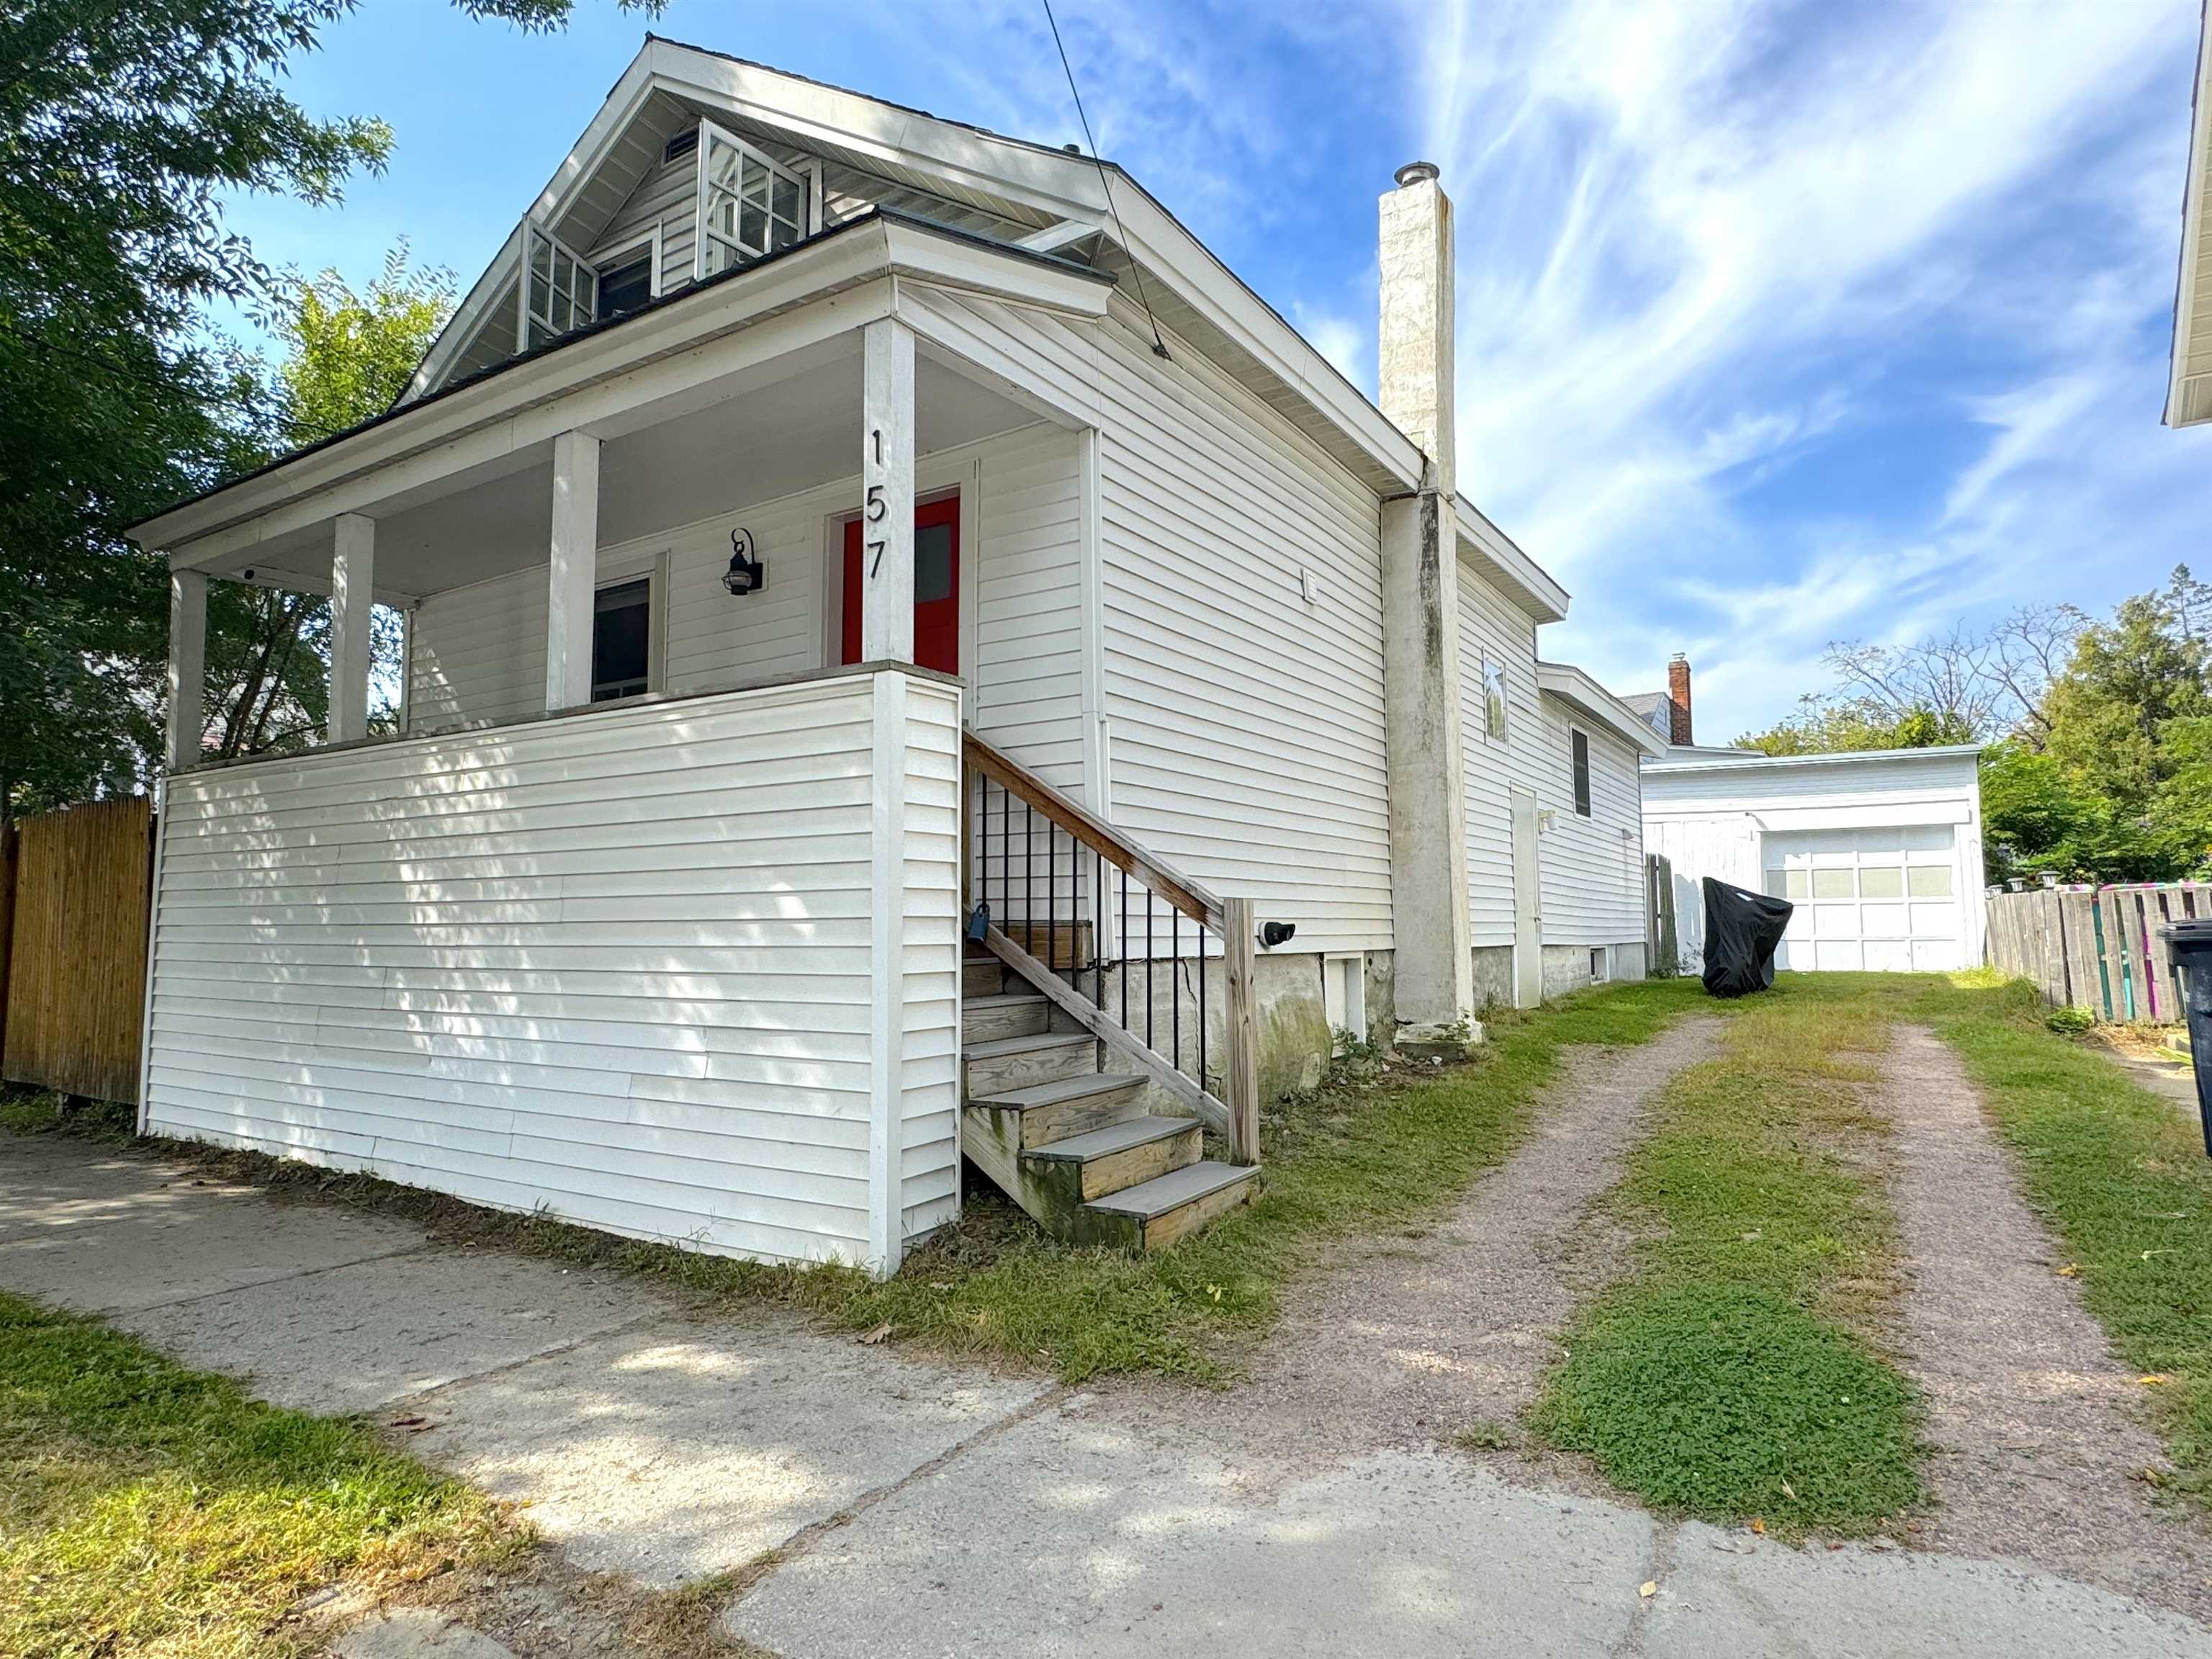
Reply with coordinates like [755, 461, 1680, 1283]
[1393, 161, 1441, 188]
[1668, 651, 1688, 664]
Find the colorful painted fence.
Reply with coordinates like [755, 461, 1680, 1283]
[1985, 881, 2212, 1024]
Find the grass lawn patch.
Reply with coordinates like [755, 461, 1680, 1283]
[5, 979, 1704, 1387]
[1532, 979, 1923, 1534]
[0, 1290, 514, 1659]
[1916, 974, 2212, 1508]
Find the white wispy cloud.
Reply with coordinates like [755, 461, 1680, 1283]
[1394, 0, 2209, 733]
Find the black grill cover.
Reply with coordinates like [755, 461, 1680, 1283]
[1701, 878, 1793, 999]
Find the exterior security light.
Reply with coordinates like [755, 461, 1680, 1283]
[1259, 921, 1296, 949]
[721, 526, 765, 597]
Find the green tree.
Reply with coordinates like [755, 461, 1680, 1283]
[2041, 569, 2211, 817]
[0, 0, 649, 819]
[199, 249, 454, 760]
[1735, 698, 1974, 757]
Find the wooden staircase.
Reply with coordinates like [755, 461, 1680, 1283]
[959, 950, 1257, 1249]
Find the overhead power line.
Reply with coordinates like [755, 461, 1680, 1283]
[1039, 0, 1170, 361]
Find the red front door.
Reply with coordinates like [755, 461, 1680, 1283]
[842, 495, 960, 676]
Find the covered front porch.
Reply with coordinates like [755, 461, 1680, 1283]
[145, 212, 1112, 783]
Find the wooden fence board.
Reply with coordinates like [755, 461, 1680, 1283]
[1, 797, 156, 1104]
[1985, 882, 2212, 1025]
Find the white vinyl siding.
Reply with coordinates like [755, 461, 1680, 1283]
[143, 671, 961, 1269]
[596, 145, 699, 298]
[894, 284, 1393, 956]
[1536, 696, 1644, 947]
[405, 424, 1080, 781]
[1457, 562, 1545, 949]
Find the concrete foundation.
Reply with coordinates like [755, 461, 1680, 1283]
[1540, 940, 1648, 1001]
[1470, 945, 1515, 1010]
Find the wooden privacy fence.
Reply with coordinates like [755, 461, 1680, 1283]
[1, 796, 158, 1105]
[1985, 882, 2212, 1024]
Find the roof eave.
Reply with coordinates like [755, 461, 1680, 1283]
[1534, 662, 1667, 756]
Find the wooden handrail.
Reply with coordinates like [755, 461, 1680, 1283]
[962, 732, 1221, 930]
[962, 730, 1260, 1166]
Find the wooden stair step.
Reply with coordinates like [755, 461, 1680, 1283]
[961, 1030, 1097, 1097]
[962, 992, 1050, 1045]
[1074, 1161, 1258, 1252]
[1022, 1115, 1202, 1202]
[968, 1071, 1148, 1148]
[962, 954, 1009, 998]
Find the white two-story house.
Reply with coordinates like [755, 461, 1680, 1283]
[127, 36, 1657, 1274]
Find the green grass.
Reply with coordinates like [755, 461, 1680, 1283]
[0, 1290, 513, 1659]
[1533, 979, 1924, 1534]
[8, 980, 1705, 1388]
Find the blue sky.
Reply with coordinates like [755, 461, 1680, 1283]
[220, 0, 2212, 739]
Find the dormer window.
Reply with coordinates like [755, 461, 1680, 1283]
[697, 122, 813, 278]
[521, 223, 595, 350]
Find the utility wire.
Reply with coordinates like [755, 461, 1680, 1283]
[1039, 0, 1170, 361]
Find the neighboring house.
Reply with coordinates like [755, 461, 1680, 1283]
[127, 37, 1645, 1274]
[2170, 0, 2212, 427]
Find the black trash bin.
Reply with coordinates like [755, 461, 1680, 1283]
[2158, 919, 2212, 1158]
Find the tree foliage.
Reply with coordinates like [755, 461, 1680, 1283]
[0, 0, 647, 819]
[199, 250, 454, 762]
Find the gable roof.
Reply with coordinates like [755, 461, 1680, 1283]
[2170, 0, 2212, 427]
[1535, 662, 1669, 757]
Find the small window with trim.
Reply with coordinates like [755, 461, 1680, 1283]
[591, 577, 652, 701]
[1570, 729, 1591, 817]
[1482, 659, 1508, 742]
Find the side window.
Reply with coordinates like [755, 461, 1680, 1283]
[1483, 659, 1508, 742]
[1570, 729, 1591, 817]
[595, 251, 654, 320]
[521, 222, 597, 349]
[591, 577, 652, 701]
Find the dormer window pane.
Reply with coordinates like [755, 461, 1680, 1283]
[698, 122, 814, 277]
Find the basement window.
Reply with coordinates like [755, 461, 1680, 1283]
[1323, 954, 1367, 1047]
[1570, 729, 1591, 817]
[591, 578, 652, 701]
[1590, 947, 1607, 981]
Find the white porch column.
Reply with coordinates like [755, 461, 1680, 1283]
[164, 567, 207, 771]
[328, 513, 375, 743]
[546, 430, 601, 711]
[859, 318, 916, 664]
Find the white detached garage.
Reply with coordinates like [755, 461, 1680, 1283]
[1641, 745, 1987, 975]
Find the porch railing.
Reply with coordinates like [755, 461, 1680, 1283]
[961, 733, 1259, 1165]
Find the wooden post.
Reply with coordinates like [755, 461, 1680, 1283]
[165, 567, 206, 770]
[1223, 896, 1259, 1166]
[545, 431, 601, 711]
[328, 512, 375, 743]
[860, 317, 915, 664]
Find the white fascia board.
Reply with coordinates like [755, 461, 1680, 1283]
[2167, 3, 2211, 427]
[644, 42, 1429, 490]
[1641, 744, 1984, 776]
[1536, 662, 1667, 757]
[1457, 500, 1570, 623]
[136, 217, 1103, 562]
[408, 223, 523, 403]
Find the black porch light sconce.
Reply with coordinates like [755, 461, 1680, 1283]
[721, 526, 765, 597]
[1259, 920, 1296, 950]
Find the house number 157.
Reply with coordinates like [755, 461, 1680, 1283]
[866, 427, 886, 578]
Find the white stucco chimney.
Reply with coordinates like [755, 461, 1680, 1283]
[1375, 161, 1475, 1046]
[1378, 160, 1456, 494]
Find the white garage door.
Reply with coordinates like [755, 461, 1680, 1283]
[1762, 826, 1963, 972]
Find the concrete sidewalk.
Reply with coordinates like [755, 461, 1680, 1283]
[4, 1130, 2210, 1658]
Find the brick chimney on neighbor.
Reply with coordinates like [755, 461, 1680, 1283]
[1667, 653, 1693, 746]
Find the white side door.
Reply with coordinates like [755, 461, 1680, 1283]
[1512, 788, 1544, 1006]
